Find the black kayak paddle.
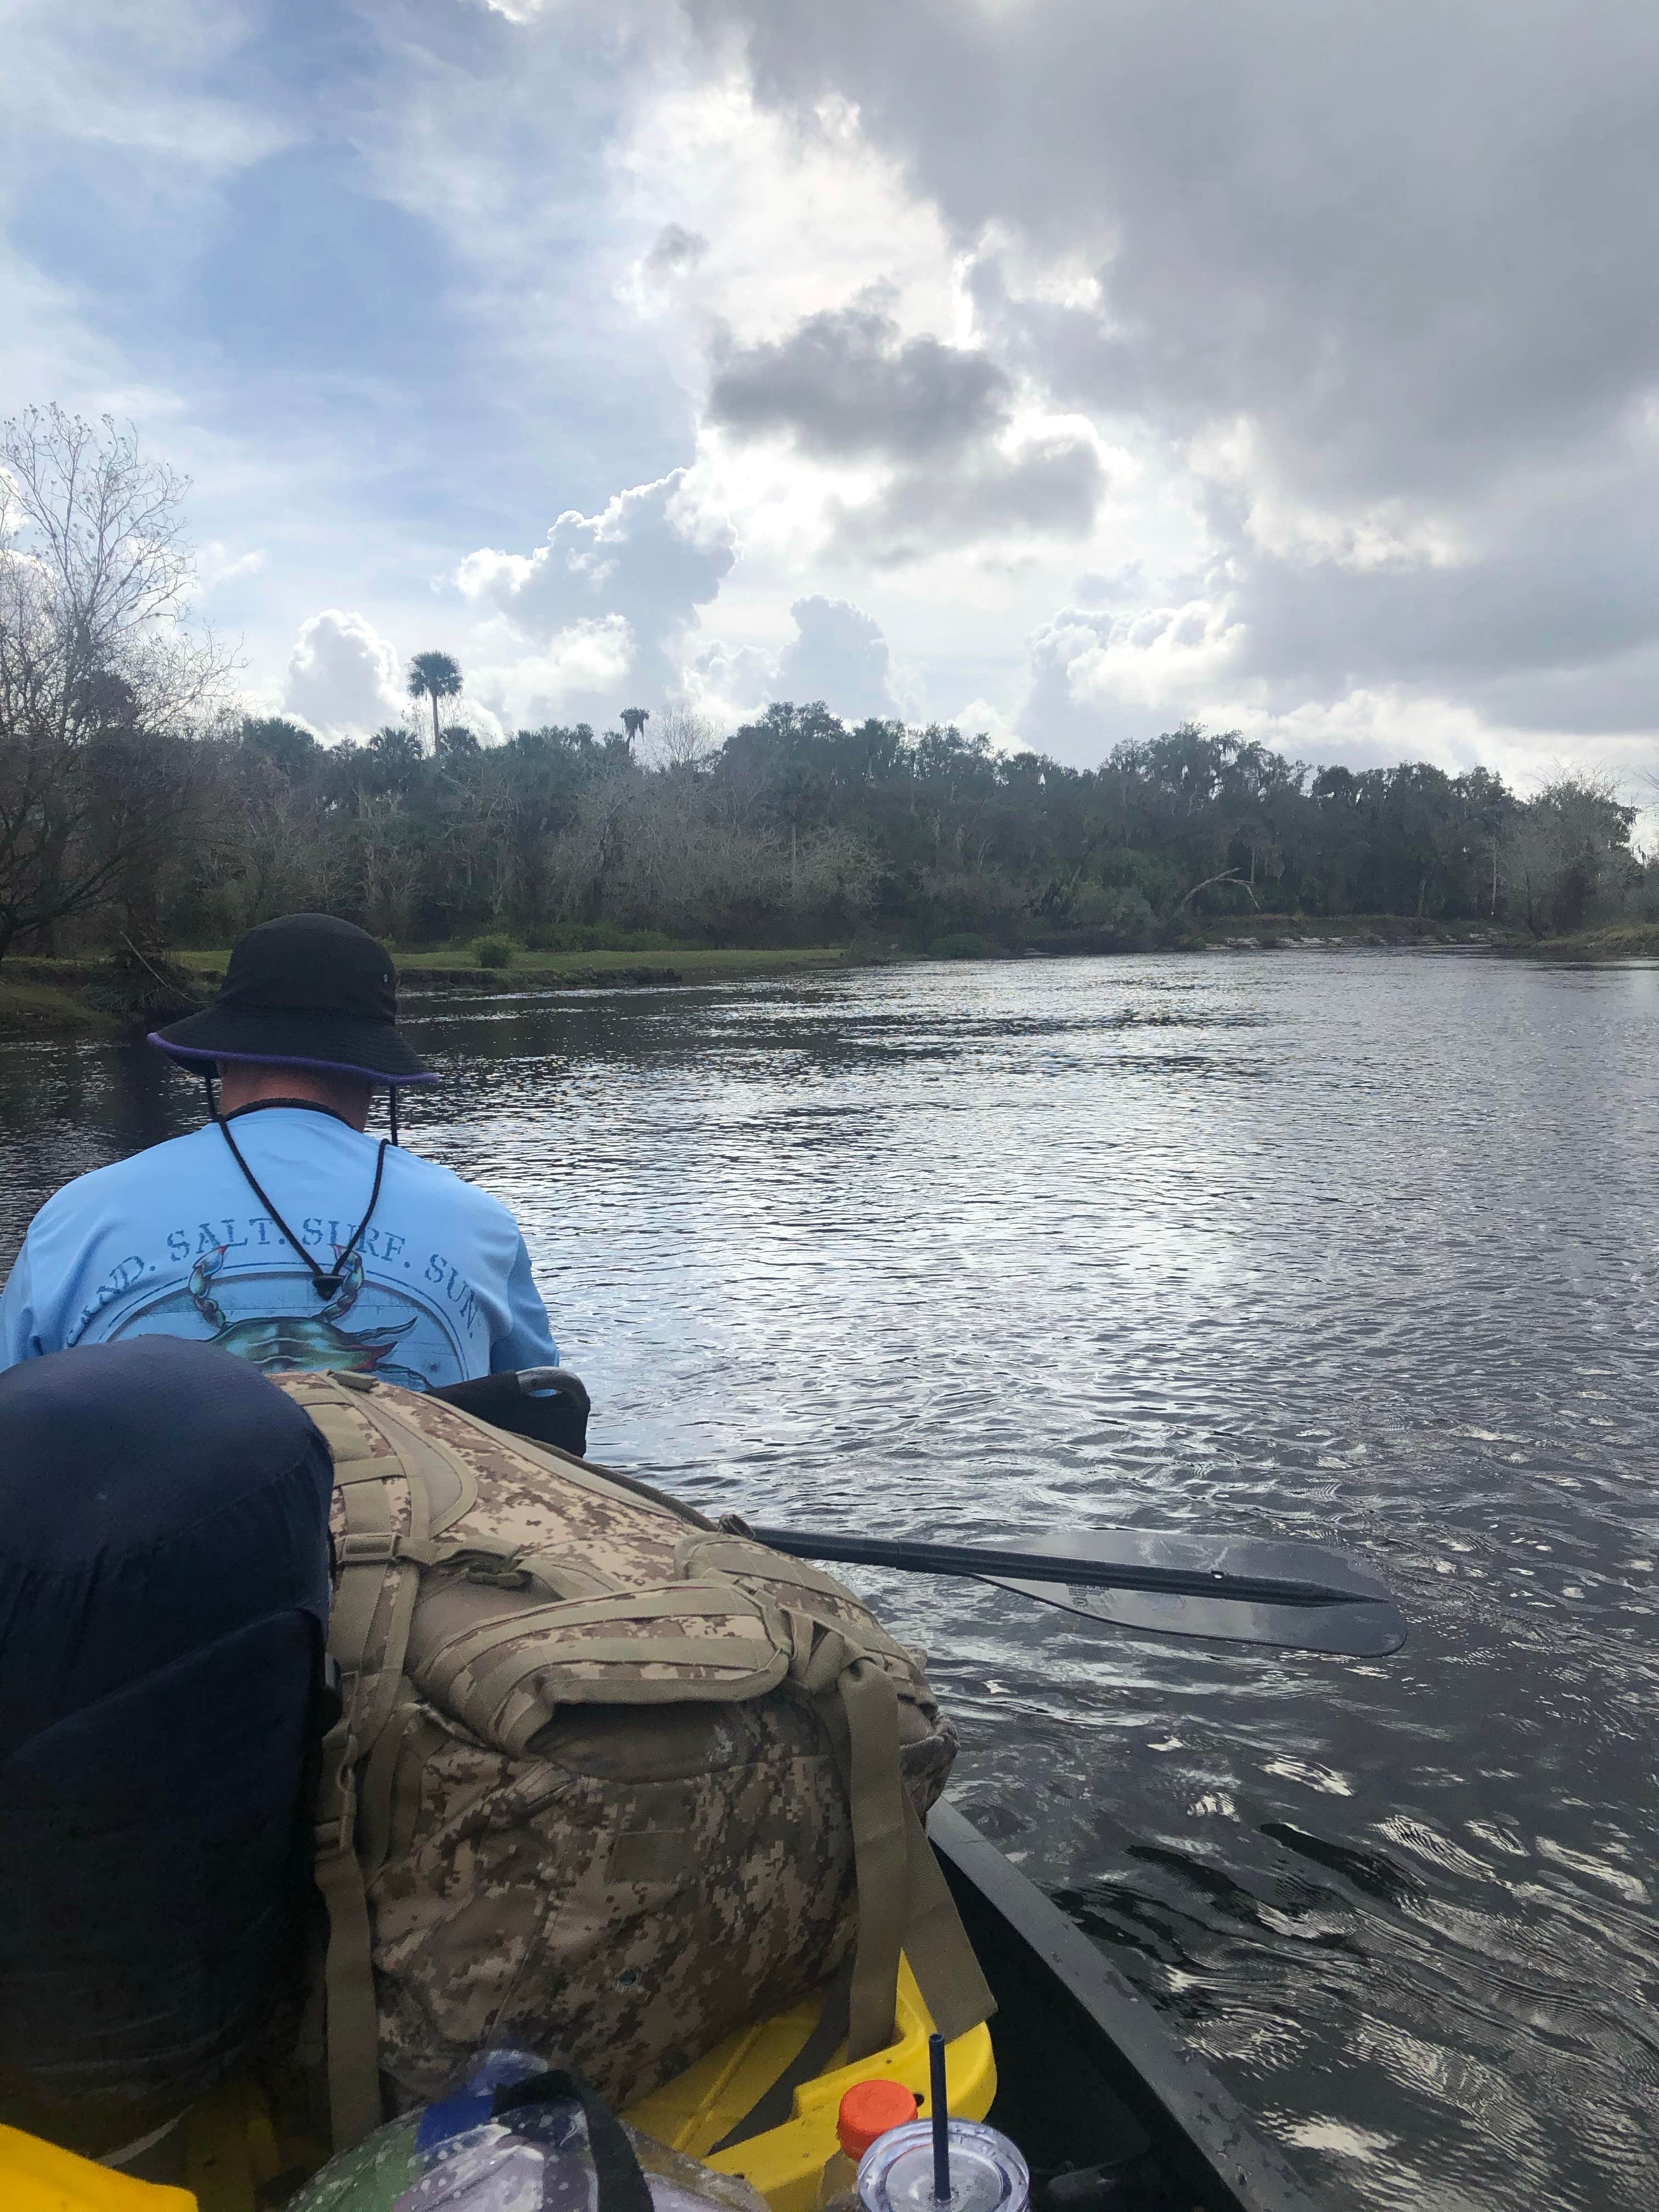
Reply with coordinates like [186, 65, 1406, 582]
[747, 1523, 1406, 1657]
[429, 1372, 1405, 1658]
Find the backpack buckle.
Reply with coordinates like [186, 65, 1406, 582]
[339, 1532, 400, 1565]
[465, 1564, 533, 1589]
[450, 1541, 535, 1589]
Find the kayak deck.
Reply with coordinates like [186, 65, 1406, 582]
[625, 1955, 995, 2212]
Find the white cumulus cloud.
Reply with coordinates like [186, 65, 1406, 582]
[695, 594, 907, 724]
[1020, 594, 1250, 747]
[455, 470, 736, 698]
[284, 609, 406, 738]
[468, 616, 636, 730]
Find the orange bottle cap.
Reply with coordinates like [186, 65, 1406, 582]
[837, 2079, 921, 2159]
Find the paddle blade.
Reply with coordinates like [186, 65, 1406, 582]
[982, 1527, 1406, 1657]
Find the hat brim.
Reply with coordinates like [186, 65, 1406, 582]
[149, 1007, 437, 1085]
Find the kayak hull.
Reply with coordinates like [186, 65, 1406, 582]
[932, 1803, 1321, 2212]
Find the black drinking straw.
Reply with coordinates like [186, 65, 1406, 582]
[929, 2031, 951, 2203]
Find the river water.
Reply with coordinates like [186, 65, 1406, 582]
[3, 950, 1657, 2211]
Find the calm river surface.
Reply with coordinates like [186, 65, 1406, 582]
[4, 951, 1658, 2211]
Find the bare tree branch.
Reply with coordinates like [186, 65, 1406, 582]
[0, 407, 231, 956]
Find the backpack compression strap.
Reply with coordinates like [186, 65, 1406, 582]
[793, 1623, 994, 2061]
[684, 1529, 995, 2057]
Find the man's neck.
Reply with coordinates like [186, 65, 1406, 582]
[216, 1063, 374, 1132]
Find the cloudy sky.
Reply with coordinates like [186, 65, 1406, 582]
[5, 0, 1658, 785]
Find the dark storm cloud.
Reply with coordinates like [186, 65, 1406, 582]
[689, 0, 1659, 741]
[707, 302, 1012, 461]
[835, 433, 1105, 566]
[694, 0, 1659, 501]
[707, 301, 1101, 560]
[1218, 450, 1659, 723]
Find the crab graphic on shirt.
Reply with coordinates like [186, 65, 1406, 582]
[185, 1242, 424, 1382]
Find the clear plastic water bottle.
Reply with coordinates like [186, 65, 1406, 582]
[288, 2047, 767, 2212]
[856, 2120, 1029, 2212]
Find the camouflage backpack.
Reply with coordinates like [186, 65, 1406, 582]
[272, 1372, 993, 2152]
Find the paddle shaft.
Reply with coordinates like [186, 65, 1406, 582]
[453, 1374, 1404, 1652]
[747, 1526, 1365, 1612]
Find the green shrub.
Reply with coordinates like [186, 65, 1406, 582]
[472, 932, 519, 969]
[1056, 885, 1157, 947]
[930, 930, 996, 960]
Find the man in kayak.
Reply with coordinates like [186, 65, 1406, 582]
[0, 912, 561, 1388]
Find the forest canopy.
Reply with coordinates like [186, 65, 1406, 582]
[21, 699, 1640, 960]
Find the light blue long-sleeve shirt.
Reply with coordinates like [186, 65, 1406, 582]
[0, 1105, 558, 1387]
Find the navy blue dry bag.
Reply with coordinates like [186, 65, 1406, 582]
[0, 1338, 333, 2154]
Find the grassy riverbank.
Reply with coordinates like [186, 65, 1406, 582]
[0, 945, 855, 1036]
[0, 974, 121, 1036]
[166, 944, 854, 992]
[1509, 921, 1659, 961]
[9, 916, 1654, 1040]
[388, 945, 849, 989]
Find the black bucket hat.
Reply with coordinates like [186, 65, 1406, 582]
[149, 913, 436, 1086]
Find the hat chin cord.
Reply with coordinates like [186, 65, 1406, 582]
[200, 1070, 397, 1303]
[199, 1069, 399, 1144]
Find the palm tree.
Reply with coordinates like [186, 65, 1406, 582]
[619, 706, 650, 749]
[408, 652, 462, 754]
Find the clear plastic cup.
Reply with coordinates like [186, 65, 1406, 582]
[856, 2120, 1029, 2212]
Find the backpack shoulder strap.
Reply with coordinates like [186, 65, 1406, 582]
[284, 1374, 450, 2151]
